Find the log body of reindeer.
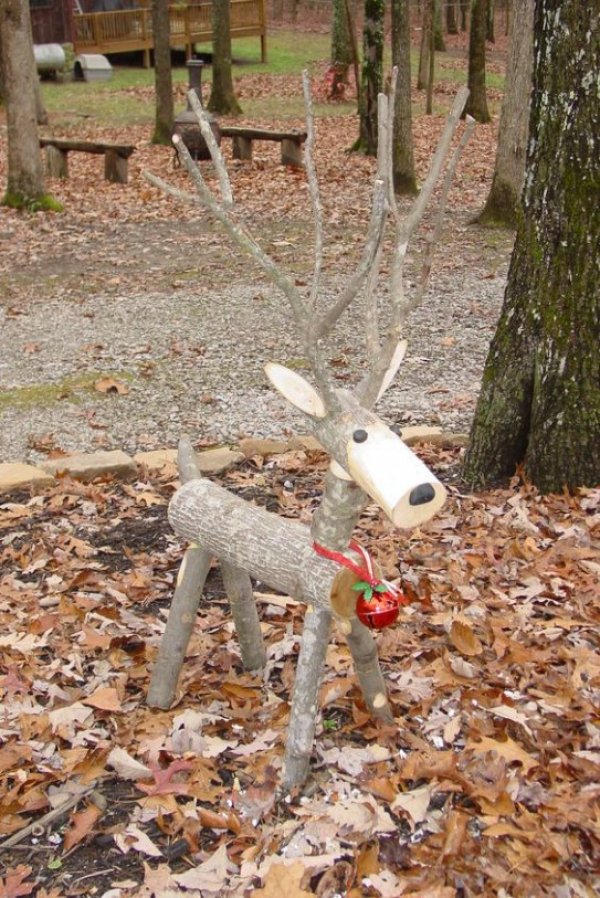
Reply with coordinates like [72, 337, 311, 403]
[145, 75, 472, 790]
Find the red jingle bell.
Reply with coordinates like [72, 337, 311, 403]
[354, 583, 401, 630]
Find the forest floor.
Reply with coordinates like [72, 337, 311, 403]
[0, 22, 599, 898]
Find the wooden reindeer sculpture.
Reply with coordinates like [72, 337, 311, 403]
[145, 76, 472, 790]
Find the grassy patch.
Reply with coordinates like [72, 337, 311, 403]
[39, 31, 503, 130]
[0, 372, 135, 413]
[41, 31, 333, 128]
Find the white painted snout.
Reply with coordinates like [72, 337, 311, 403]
[345, 423, 447, 528]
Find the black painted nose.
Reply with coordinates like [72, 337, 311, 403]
[409, 483, 436, 506]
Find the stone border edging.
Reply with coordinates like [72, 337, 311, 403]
[0, 427, 469, 496]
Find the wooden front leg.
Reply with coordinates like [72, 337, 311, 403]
[147, 545, 212, 708]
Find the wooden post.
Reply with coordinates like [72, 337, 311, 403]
[45, 145, 68, 179]
[281, 137, 303, 167]
[232, 135, 253, 161]
[104, 149, 128, 184]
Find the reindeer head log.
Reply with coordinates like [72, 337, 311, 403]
[265, 363, 447, 529]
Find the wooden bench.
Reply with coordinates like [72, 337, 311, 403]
[219, 127, 307, 167]
[39, 138, 136, 184]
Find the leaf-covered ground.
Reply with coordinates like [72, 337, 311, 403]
[1, 21, 599, 897]
[0, 444, 598, 897]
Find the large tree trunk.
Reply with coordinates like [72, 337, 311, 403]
[464, 0, 600, 494]
[151, 0, 174, 145]
[464, 0, 491, 122]
[391, 0, 417, 195]
[208, 0, 242, 116]
[354, 0, 384, 155]
[476, 0, 533, 227]
[0, 0, 47, 208]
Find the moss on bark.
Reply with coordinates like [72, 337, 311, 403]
[354, 0, 384, 156]
[464, 0, 600, 494]
[475, 177, 519, 228]
[391, 0, 417, 195]
[2, 191, 62, 212]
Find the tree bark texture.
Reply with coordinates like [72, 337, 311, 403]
[465, 0, 491, 122]
[391, 0, 418, 195]
[169, 479, 353, 611]
[151, 0, 174, 144]
[283, 604, 332, 789]
[464, 0, 600, 494]
[417, 0, 433, 91]
[0, 0, 45, 205]
[477, 0, 533, 226]
[356, 0, 384, 155]
[221, 561, 267, 671]
[208, 0, 242, 115]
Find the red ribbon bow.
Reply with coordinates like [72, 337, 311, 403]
[313, 540, 410, 604]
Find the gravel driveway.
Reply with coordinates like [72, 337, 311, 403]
[0, 210, 511, 464]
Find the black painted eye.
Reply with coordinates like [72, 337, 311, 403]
[353, 429, 369, 443]
[409, 483, 435, 506]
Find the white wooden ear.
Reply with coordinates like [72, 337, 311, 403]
[376, 340, 408, 402]
[264, 362, 327, 419]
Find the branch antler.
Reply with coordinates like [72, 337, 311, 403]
[144, 76, 471, 416]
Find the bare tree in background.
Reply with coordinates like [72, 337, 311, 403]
[151, 0, 174, 145]
[354, 0, 384, 154]
[330, 0, 354, 98]
[446, 0, 459, 35]
[417, 0, 433, 91]
[0, 0, 55, 209]
[208, 0, 242, 115]
[477, 0, 534, 226]
[391, 0, 417, 194]
[465, 0, 491, 122]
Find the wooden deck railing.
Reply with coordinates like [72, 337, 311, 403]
[72, 0, 267, 65]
